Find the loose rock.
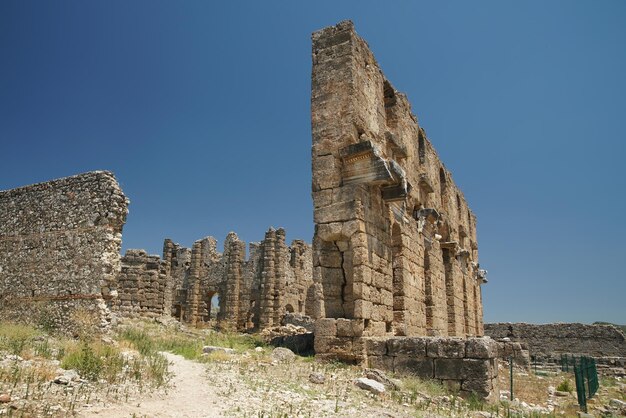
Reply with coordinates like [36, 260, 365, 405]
[53, 369, 80, 385]
[309, 372, 325, 385]
[365, 368, 400, 390]
[270, 347, 296, 363]
[202, 346, 235, 355]
[354, 377, 385, 394]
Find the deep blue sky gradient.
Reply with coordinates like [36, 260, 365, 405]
[1, 1, 624, 324]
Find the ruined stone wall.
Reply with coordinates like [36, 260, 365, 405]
[310, 21, 494, 399]
[311, 20, 485, 340]
[117, 250, 169, 318]
[155, 227, 314, 331]
[0, 171, 128, 333]
[484, 323, 626, 359]
[364, 335, 499, 400]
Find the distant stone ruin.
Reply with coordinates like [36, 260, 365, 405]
[0, 171, 128, 333]
[485, 322, 626, 374]
[119, 228, 313, 331]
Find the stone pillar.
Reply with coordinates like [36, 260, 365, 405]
[221, 232, 245, 330]
[258, 228, 277, 329]
[186, 241, 203, 326]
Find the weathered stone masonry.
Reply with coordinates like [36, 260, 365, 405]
[0, 20, 497, 399]
[485, 322, 626, 372]
[0, 171, 128, 332]
[310, 21, 495, 398]
[122, 227, 314, 331]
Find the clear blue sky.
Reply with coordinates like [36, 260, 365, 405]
[1, 1, 624, 325]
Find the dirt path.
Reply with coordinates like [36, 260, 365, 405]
[80, 352, 226, 418]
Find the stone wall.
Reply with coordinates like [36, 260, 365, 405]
[311, 21, 485, 340]
[310, 21, 494, 398]
[363, 336, 499, 400]
[117, 250, 169, 318]
[0, 171, 128, 333]
[485, 323, 626, 359]
[313, 318, 499, 400]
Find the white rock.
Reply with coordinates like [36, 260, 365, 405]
[270, 347, 295, 363]
[202, 346, 235, 355]
[610, 398, 626, 408]
[354, 377, 385, 394]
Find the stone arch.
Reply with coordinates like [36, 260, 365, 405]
[206, 290, 221, 323]
[439, 168, 447, 209]
[418, 129, 426, 164]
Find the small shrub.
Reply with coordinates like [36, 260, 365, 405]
[61, 343, 104, 381]
[119, 327, 156, 355]
[556, 379, 573, 393]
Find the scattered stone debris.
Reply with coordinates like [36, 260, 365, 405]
[0, 393, 10, 403]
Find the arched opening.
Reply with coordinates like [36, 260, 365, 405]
[456, 194, 461, 220]
[439, 168, 447, 208]
[418, 129, 426, 164]
[208, 291, 220, 323]
[285, 304, 294, 313]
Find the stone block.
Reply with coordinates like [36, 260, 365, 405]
[314, 335, 344, 354]
[314, 200, 362, 224]
[336, 318, 364, 337]
[427, 338, 466, 358]
[317, 223, 345, 242]
[367, 355, 394, 371]
[394, 356, 434, 378]
[364, 338, 387, 356]
[462, 359, 491, 380]
[353, 299, 372, 319]
[363, 320, 386, 336]
[387, 337, 427, 357]
[466, 337, 497, 359]
[461, 378, 491, 395]
[434, 358, 464, 380]
[315, 318, 337, 337]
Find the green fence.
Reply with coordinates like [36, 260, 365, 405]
[570, 355, 599, 412]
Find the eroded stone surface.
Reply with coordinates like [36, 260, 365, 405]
[0, 171, 129, 333]
[311, 20, 486, 343]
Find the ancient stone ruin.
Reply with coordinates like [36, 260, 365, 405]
[309, 20, 496, 398]
[119, 229, 313, 332]
[0, 20, 501, 399]
[485, 322, 626, 374]
[0, 171, 128, 333]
